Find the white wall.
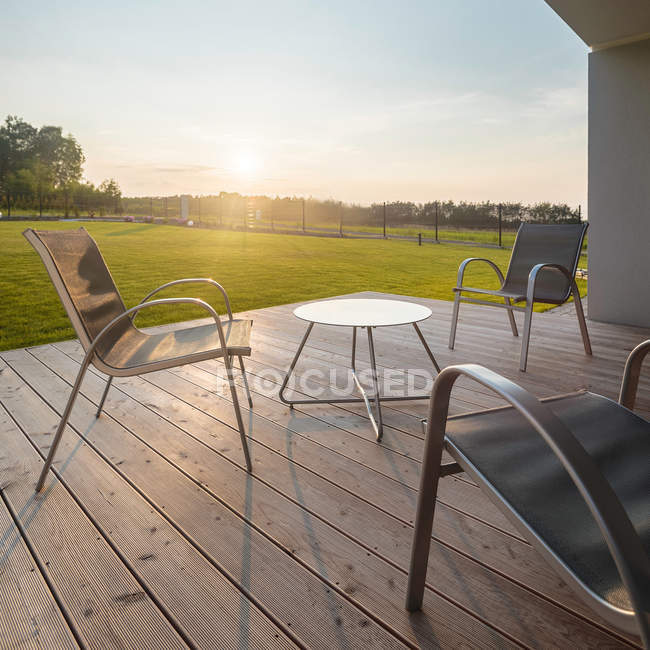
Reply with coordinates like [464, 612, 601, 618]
[588, 38, 650, 327]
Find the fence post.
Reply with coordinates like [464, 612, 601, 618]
[578, 204, 581, 221]
[418, 232, 422, 246]
[302, 198, 306, 233]
[498, 203, 502, 247]
[435, 201, 439, 243]
[383, 202, 386, 238]
[339, 202, 343, 237]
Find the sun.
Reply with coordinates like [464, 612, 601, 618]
[234, 151, 261, 176]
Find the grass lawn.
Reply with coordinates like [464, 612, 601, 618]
[351, 225, 589, 249]
[0, 221, 587, 351]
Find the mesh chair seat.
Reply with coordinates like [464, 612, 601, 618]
[98, 319, 252, 374]
[453, 284, 564, 304]
[445, 392, 650, 610]
[500, 280, 563, 305]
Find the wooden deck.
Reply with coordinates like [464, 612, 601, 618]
[1, 291, 648, 649]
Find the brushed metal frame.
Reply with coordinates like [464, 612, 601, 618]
[129, 278, 253, 408]
[279, 322, 440, 442]
[95, 279, 253, 413]
[449, 225, 591, 372]
[406, 359, 650, 646]
[35, 296, 253, 492]
[619, 339, 650, 410]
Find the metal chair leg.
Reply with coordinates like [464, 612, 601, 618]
[406, 396, 446, 611]
[448, 292, 461, 349]
[366, 327, 384, 441]
[505, 298, 519, 337]
[95, 376, 113, 417]
[223, 354, 252, 473]
[36, 355, 92, 492]
[237, 355, 253, 408]
[520, 302, 534, 372]
[571, 282, 592, 356]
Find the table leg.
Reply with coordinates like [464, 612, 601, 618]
[279, 321, 314, 408]
[350, 327, 384, 441]
[366, 327, 384, 441]
[280, 320, 431, 445]
[412, 322, 441, 373]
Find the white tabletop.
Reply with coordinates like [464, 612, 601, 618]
[293, 298, 432, 327]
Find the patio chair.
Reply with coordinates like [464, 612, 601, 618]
[405, 339, 650, 647]
[24, 228, 254, 492]
[449, 222, 591, 371]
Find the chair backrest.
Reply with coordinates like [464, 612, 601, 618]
[502, 222, 588, 303]
[24, 228, 129, 351]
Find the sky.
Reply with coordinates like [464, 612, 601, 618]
[2, 0, 589, 206]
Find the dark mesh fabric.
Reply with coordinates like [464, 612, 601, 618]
[29, 228, 131, 353]
[445, 392, 650, 609]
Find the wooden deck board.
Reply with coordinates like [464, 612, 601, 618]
[23, 343, 512, 649]
[32, 345, 635, 648]
[2, 350, 410, 649]
[0, 441, 78, 650]
[0, 355, 298, 650]
[1, 292, 648, 649]
[0, 363, 188, 650]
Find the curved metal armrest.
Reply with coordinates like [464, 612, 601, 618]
[136, 278, 233, 320]
[455, 258, 505, 291]
[619, 339, 650, 410]
[88, 297, 228, 364]
[526, 263, 574, 303]
[427, 364, 650, 630]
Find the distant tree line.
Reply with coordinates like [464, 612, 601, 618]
[0, 115, 121, 217]
[121, 193, 580, 231]
[365, 200, 581, 229]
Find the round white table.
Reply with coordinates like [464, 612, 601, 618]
[279, 298, 440, 440]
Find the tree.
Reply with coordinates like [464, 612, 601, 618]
[0, 115, 131, 218]
[0, 116, 37, 215]
[99, 178, 122, 215]
[33, 125, 64, 216]
[54, 134, 84, 216]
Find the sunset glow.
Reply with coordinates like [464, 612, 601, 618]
[233, 151, 262, 177]
[2, 0, 588, 205]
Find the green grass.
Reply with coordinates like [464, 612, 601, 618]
[351, 224, 516, 245]
[0, 221, 587, 351]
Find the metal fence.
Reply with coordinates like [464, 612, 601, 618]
[3, 193, 583, 248]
